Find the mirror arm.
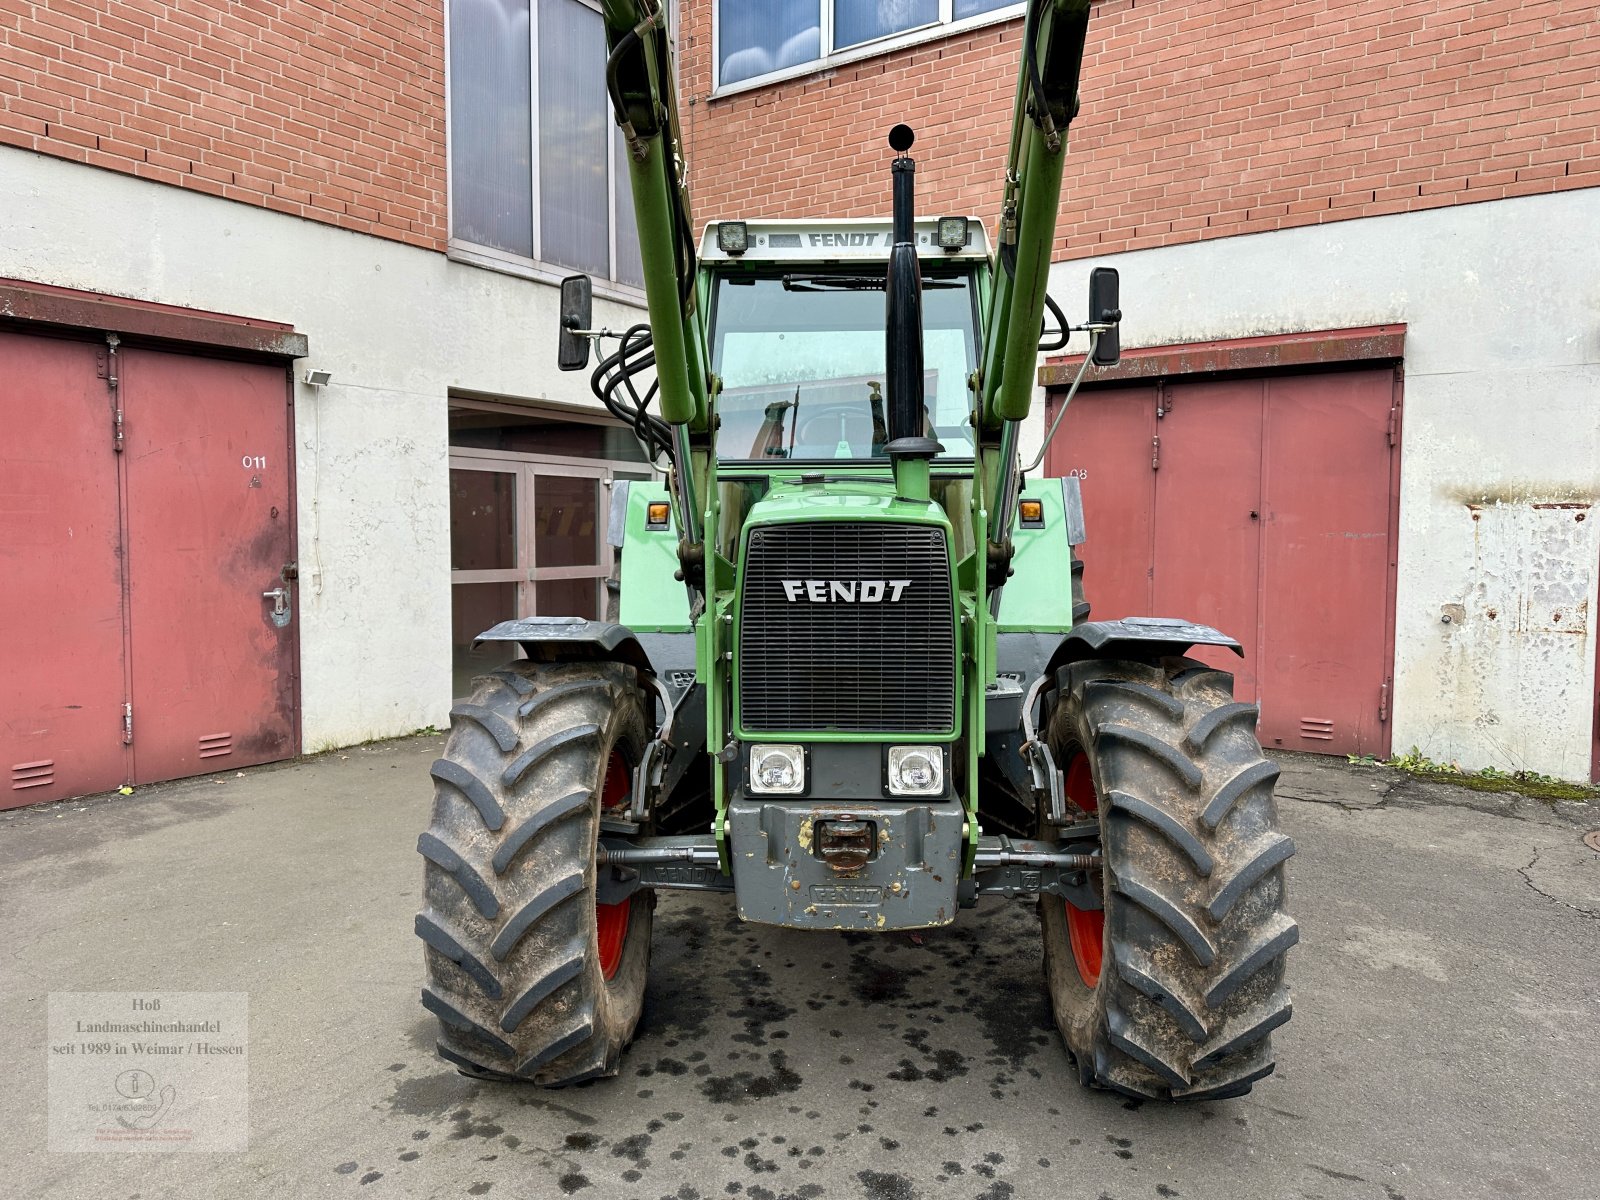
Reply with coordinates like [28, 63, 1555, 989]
[1020, 328, 1099, 476]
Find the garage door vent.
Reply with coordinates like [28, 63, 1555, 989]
[11, 760, 55, 791]
[1299, 717, 1335, 742]
[198, 733, 234, 760]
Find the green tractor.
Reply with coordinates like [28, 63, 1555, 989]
[416, 0, 1296, 1100]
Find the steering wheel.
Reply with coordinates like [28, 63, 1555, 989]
[793, 403, 877, 458]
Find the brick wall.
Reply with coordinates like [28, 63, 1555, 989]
[680, 0, 1600, 259]
[0, 0, 444, 249]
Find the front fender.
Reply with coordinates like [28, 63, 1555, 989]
[475, 617, 655, 675]
[1047, 617, 1243, 678]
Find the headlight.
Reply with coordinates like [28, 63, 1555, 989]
[887, 745, 943, 796]
[749, 744, 805, 794]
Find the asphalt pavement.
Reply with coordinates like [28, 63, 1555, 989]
[2, 737, 1596, 1200]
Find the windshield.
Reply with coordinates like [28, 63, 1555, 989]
[709, 269, 979, 461]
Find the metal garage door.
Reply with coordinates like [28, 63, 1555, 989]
[0, 331, 130, 803]
[1048, 366, 1400, 758]
[1, 330, 298, 808]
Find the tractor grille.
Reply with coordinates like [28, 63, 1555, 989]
[738, 523, 956, 733]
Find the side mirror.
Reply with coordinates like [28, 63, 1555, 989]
[1089, 267, 1121, 366]
[558, 274, 593, 371]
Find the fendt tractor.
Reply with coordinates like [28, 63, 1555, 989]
[416, 0, 1297, 1101]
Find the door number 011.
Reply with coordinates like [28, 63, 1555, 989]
[241, 455, 268, 469]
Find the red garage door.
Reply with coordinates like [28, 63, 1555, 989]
[0, 332, 130, 803]
[1048, 364, 1401, 758]
[0, 329, 298, 808]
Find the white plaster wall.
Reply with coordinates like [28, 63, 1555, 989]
[1, 150, 645, 751]
[1045, 189, 1600, 778]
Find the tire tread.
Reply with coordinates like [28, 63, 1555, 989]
[1041, 655, 1298, 1101]
[417, 662, 652, 1086]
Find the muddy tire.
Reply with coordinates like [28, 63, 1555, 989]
[416, 660, 653, 1085]
[1070, 551, 1090, 624]
[1040, 657, 1297, 1100]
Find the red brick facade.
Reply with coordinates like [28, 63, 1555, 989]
[0, 0, 445, 249]
[2, 1, 1594, 261]
[679, 0, 1600, 259]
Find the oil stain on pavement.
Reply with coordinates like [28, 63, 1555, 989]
[369, 895, 1205, 1200]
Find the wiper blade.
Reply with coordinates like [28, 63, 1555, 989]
[781, 274, 961, 292]
[782, 274, 883, 292]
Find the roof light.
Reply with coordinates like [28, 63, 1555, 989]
[716, 221, 748, 256]
[936, 216, 969, 252]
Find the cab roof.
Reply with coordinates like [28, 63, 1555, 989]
[699, 217, 991, 265]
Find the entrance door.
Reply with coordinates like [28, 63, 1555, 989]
[1049, 366, 1399, 757]
[0, 331, 129, 806]
[121, 348, 297, 783]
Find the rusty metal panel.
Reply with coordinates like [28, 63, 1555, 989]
[1047, 383, 1157, 624]
[0, 330, 130, 808]
[1257, 370, 1397, 757]
[121, 348, 297, 784]
[1152, 378, 1267, 702]
[1444, 490, 1594, 776]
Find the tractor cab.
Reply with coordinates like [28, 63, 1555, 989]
[698, 218, 990, 463]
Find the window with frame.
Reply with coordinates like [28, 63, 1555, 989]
[716, 0, 1022, 91]
[449, 0, 645, 286]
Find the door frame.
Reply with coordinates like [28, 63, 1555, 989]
[1041, 325, 1407, 757]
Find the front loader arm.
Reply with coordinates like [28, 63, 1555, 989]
[977, 0, 1092, 585]
[601, 1, 710, 563]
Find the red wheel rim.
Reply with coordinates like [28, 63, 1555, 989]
[596, 751, 632, 981]
[1063, 751, 1104, 989]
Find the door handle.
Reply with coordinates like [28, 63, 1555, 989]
[262, 587, 291, 628]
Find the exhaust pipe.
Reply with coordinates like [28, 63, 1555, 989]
[883, 124, 940, 502]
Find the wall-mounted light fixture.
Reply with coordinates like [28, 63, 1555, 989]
[302, 368, 333, 387]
